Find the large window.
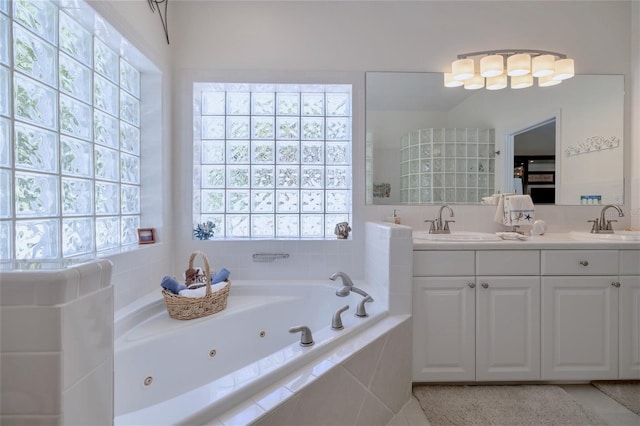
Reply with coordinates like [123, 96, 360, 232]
[0, 0, 142, 260]
[193, 83, 352, 239]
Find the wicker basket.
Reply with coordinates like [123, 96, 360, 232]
[162, 251, 231, 320]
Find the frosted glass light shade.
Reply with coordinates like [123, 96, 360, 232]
[480, 55, 504, 77]
[444, 73, 464, 87]
[532, 54, 555, 77]
[511, 73, 533, 89]
[452, 58, 474, 80]
[553, 58, 574, 80]
[507, 53, 531, 76]
[464, 74, 484, 90]
[538, 73, 562, 87]
[486, 74, 507, 90]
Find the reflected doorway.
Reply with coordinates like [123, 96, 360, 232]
[513, 118, 556, 204]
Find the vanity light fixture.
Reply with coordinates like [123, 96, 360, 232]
[445, 49, 575, 90]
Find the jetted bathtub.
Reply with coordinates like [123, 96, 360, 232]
[114, 280, 406, 426]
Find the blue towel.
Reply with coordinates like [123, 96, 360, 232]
[211, 267, 230, 284]
[161, 275, 187, 294]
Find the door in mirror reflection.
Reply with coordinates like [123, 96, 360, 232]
[514, 118, 556, 204]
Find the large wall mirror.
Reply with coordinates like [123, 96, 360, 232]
[365, 72, 624, 206]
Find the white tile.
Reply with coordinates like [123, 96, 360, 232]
[343, 334, 386, 388]
[251, 394, 299, 426]
[561, 384, 636, 414]
[62, 286, 113, 389]
[0, 275, 36, 306]
[281, 365, 317, 393]
[97, 259, 113, 288]
[309, 359, 336, 377]
[288, 366, 366, 425]
[218, 401, 265, 426]
[75, 262, 103, 297]
[388, 292, 412, 315]
[253, 385, 294, 412]
[62, 356, 113, 426]
[402, 396, 430, 426]
[355, 391, 394, 426]
[0, 306, 61, 352]
[34, 269, 80, 306]
[386, 412, 409, 426]
[369, 318, 412, 413]
[0, 353, 62, 415]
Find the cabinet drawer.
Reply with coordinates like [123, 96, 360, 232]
[413, 251, 475, 276]
[476, 250, 540, 275]
[541, 250, 618, 275]
[620, 250, 640, 275]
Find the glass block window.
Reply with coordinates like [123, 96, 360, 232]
[193, 83, 352, 239]
[0, 0, 143, 260]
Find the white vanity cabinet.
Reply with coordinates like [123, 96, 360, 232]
[540, 250, 620, 380]
[619, 250, 640, 379]
[413, 251, 475, 381]
[540, 249, 635, 380]
[412, 250, 540, 382]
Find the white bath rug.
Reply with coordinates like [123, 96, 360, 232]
[412, 384, 606, 426]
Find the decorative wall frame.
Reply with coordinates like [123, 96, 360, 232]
[565, 136, 620, 156]
[137, 228, 156, 244]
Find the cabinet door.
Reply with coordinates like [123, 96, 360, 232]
[619, 276, 640, 379]
[541, 276, 618, 380]
[413, 277, 475, 382]
[476, 276, 540, 381]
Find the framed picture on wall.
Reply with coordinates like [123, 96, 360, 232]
[137, 228, 156, 244]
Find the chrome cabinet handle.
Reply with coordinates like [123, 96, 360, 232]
[481, 283, 489, 289]
[579, 260, 589, 266]
[611, 281, 621, 288]
[468, 283, 476, 288]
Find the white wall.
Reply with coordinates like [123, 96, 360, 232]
[168, 1, 634, 283]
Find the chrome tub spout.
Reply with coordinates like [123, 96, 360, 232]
[331, 305, 350, 330]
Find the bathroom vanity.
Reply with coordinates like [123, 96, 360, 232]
[411, 234, 640, 383]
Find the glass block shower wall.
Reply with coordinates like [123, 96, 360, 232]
[0, 0, 143, 259]
[400, 128, 495, 204]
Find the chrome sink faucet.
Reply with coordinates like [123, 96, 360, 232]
[425, 205, 455, 234]
[588, 204, 624, 233]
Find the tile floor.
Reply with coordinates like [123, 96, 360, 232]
[389, 384, 640, 426]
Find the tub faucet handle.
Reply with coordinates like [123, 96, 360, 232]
[356, 295, 374, 317]
[289, 325, 314, 347]
[331, 304, 350, 330]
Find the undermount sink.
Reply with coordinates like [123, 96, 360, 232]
[569, 231, 640, 241]
[413, 231, 502, 242]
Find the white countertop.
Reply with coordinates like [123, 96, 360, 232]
[413, 232, 640, 250]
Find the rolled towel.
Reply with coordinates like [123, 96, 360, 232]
[161, 275, 187, 294]
[211, 267, 230, 284]
[179, 281, 228, 298]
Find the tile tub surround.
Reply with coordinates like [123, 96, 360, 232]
[365, 222, 413, 315]
[0, 259, 114, 426]
[243, 315, 412, 426]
